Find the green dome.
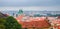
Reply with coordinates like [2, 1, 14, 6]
[18, 10, 23, 14]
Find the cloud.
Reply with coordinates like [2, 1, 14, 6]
[0, 0, 60, 6]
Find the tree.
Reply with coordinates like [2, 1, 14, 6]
[0, 24, 5, 29]
[0, 18, 6, 29]
[5, 16, 22, 29]
[34, 14, 41, 17]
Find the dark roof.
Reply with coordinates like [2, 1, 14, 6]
[0, 12, 8, 18]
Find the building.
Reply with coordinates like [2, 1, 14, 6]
[16, 15, 51, 29]
[1, 10, 60, 17]
[0, 12, 8, 18]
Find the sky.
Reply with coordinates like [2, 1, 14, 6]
[0, 0, 60, 11]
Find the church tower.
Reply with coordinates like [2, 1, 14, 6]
[18, 9, 23, 16]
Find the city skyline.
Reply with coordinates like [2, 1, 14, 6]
[0, 6, 60, 11]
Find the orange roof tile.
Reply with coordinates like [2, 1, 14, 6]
[16, 15, 50, 28]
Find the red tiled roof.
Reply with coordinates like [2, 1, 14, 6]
[51, 19, 60, 24]
[16, 15, 50, 28]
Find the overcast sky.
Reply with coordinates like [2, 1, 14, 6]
[0, 0, 60, 11]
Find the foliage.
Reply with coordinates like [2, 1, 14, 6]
[5, 16, 22, 29]
[0, 16, 22, 29]
[0, 18, 6, 29]
[0, 24, 5, 29]
[47, 14, 60, 17]
[34, 14, 41, 17]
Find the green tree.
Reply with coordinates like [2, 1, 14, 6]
[5, 16, 22, 29]
[0, 24, 5, 29]
[0, 18, 6, 29]
[34, 14, 41, 17]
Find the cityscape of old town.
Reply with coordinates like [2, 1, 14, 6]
[0, 10, 60, 29]
[0, 0, 60, 29]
